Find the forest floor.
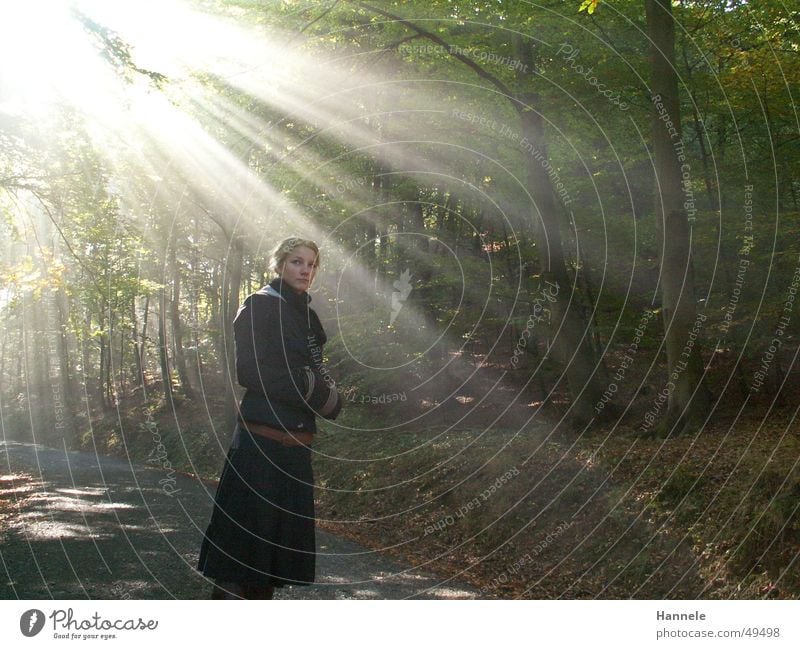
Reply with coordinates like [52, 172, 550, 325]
[313, 409, 799, 599]
[10, 352, 800, 599]
[49, 363, 800, 600]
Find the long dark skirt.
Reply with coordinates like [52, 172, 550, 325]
[197, 425, 315, 588]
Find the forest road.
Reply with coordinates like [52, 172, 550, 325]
[0, 441, 478, 600]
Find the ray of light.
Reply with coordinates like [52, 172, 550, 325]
[0, 0, 592, 455]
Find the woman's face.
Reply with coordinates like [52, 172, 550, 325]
[278, 245, 318, 294]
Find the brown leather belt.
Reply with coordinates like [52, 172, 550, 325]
[241, 421, 313, 447]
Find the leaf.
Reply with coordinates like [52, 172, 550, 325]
[578, 0, 600, 14]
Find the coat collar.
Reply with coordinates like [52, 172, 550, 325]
[259, 277, 326, 345]
[265, 277, 312, 307]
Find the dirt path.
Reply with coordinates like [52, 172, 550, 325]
[0, 441, 478, 599]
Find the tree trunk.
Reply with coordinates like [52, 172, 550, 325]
[131, 297, 143, 394]
[139, 295, 150, 396]
[365, 175, 377, 271]
[97, 305, 111, 411]
[514, 38, 607, 423]
[222, 237, 244, 436]
[186, 234, 203, 394]
[118, 321, 125, 398]
[81, 311, 93, 414]
[681, 40, 717, 210]
[31, 293, 50, 440]
[169, 244, 192, 398]
[646, 0, 709, 435]
[209, 261, 225, 377]
[0, 311, 6, 409]
[107, 301, 115, 407]
[158, 281, 173, 406]
[55, 287, 77, 439]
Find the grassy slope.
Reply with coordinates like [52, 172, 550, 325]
[309, 408, 798, 599]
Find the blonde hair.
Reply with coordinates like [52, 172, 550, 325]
[269, 237, 320, 275]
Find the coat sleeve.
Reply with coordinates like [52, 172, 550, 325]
[303, 310, 342, 419]
[233, 294, 307, 405]
[300, 365, 342, 419]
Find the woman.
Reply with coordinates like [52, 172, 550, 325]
[197, 236, 342, 599]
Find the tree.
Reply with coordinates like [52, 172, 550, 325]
[643, 0, 710, 434]
[307, 1, 612, 421]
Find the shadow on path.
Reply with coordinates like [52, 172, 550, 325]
[0, 441, 477, 600]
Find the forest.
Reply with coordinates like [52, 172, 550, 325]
[1, 0, 798, 598]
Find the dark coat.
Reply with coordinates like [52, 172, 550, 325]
[235, 277, 332, 433]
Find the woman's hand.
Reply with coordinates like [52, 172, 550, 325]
[297, 366, 342, 419]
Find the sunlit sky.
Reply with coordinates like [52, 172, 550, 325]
[0, 0, 331, 227]
[0, 0, 214, 93]
[0, 0, 265, 122]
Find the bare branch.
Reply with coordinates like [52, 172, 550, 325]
[354, 2, 519, 110]
[298, 0, 341, 35]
